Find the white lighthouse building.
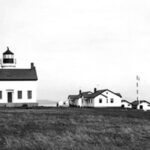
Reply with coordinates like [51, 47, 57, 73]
[0, 47, 38, 107]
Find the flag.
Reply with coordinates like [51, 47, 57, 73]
[136, 75, 140, 81]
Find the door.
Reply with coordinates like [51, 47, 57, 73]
[121, 104, 125, 108]
[8, 92, 12, 103]
[140, 105, 143, 110]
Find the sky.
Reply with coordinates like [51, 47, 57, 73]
[1, 0, 150, 102]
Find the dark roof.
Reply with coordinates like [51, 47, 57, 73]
[68, 91, 92, 100]
[81, 91, 93, 97]
[3, 47, 14, 55]
[131, 101, 139, 106]
[85, 89, 122, 98]
[131, 100, 150, 106]
[68, 89, 122, 100]
[68, 95, 81, 100]
[106, 90, 122, 98]
[0, 68, 38, 81]
[115, 93, 122, 98]
[121, 100, 131, 104]
[84, 89, 106, 98]
[101, 94, 108, 98]
[139, 100, 150, 105]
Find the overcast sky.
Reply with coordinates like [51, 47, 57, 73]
[1, 0, 150, 102]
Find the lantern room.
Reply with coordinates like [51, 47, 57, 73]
[1, 47, 16, 68]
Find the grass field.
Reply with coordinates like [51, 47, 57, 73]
[0, 108, 150, 150]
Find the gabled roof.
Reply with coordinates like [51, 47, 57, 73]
[121, 100, 131, 104]
[3, 47, 14, 55]
[115, 93, 122, 98]
[84, 89, 122, 98]
[132, 100, 150, 106]
[68, 89, 122, 101]
[105, 89, 122, 98]
[101, 94, 108, 98]
[0, 68, 38, 81]
[68, 95, 81, 100]
[68, 91, 92, 100]
[139, 100, 150, 105]
[84, 89, 106, 98]
[81, 91, 93, 97]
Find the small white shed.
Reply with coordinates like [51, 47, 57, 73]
[137, 100, 150, 111]
[57, 100, 69, 107]
[121, 100, 132, 108]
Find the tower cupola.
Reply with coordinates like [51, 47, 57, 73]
[1, 47, 16, 68]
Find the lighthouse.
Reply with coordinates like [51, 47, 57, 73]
[0, 47, 38, 107]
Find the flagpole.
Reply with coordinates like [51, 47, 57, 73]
[136, 75, 140, 106]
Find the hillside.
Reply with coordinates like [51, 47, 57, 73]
[0, 108, 150, 150]
[37, 100, 57, 107]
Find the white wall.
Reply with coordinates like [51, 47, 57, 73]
[121, 102, 132, 108]
[137, 102, 150, 111]
[0, 81, 37, 103]
[69, 97, 85, 107]
[93, 91, 121, 107]
[77, 98, 82, 107]
[58, 100, 69, 107]
[82, 98, 94, 107]
[93, 95, 107, 107]
[58, 101, 64, 106]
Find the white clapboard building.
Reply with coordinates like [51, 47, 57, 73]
[0, 47, 38, 107]
[68, 90, 92, 107]
[68, 88, 122, 107]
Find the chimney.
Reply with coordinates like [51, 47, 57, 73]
[31, 63, 35, 69]
[94, 88, 97, 93]
[79, 90, 82, 95]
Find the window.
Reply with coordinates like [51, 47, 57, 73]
[111, 98, 114, 103]
[89, 99, 91, 103]
[5, 55, 9, 59]
[99, 99, 102, 103]
[18, 91, 22, 99]
[90, 99, 92, 103]
[0, 91, 2, 99]
[27, 91, 32, 99]
[107, 99, 108, 103]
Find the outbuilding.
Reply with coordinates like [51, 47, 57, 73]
[137, 100, 150, 111]
[121, 100, 132, 108]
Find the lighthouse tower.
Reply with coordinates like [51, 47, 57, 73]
[1, 47, 16, 68]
